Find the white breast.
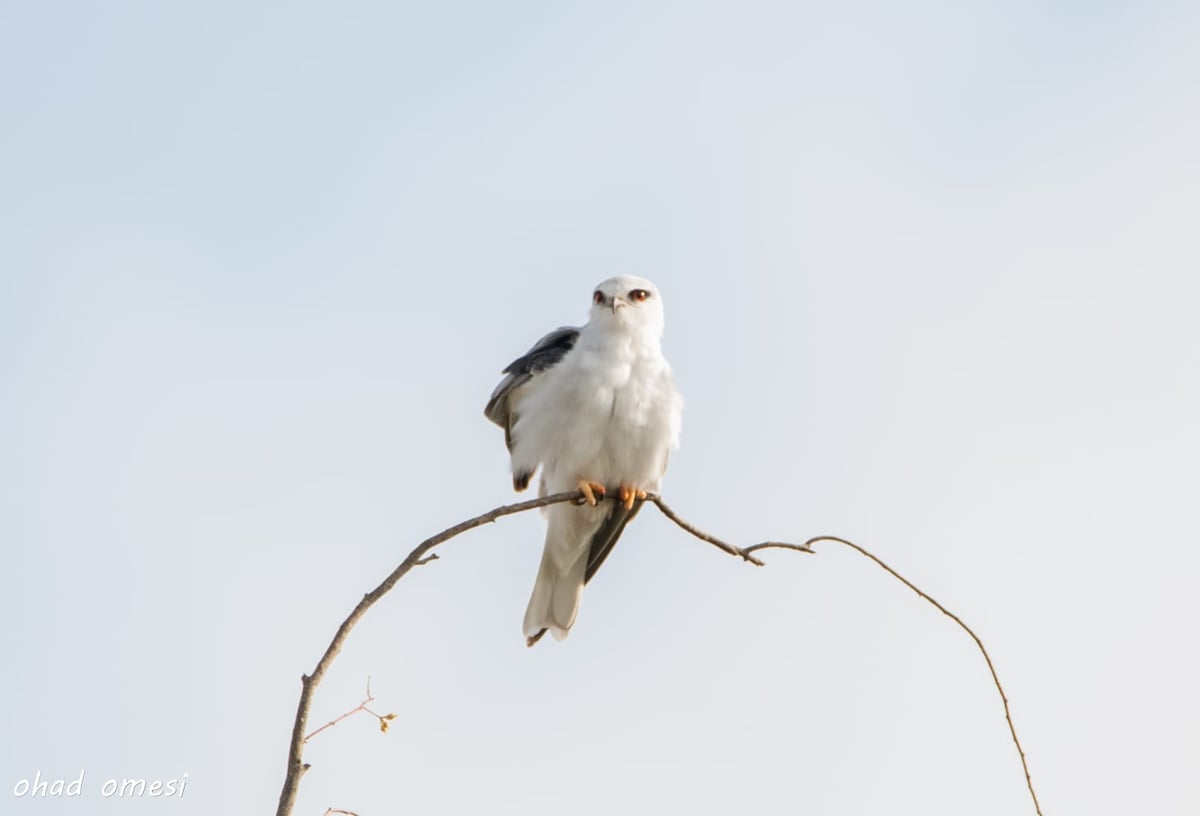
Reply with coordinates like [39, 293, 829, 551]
[513, 328, 681, 493]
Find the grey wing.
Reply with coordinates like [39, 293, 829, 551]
[484, 326, 580, 486]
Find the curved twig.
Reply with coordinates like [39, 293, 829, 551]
[275, 489, 590, 816]
[756, 536, 1044, 816]
[276, 492, 1042, 816]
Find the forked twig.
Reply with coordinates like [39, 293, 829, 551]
[276, 491, 1042, 816]
[304, 676, 396, 743]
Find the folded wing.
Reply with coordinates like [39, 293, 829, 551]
[484, 326, 580, 490]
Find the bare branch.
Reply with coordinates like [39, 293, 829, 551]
[765, 536, 1045, 816]
[648, 496, 762, 563]
[276, 489, 593, 816]
[276, 490, 1042, 816]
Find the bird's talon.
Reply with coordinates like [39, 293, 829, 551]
[576, 480, 606, 507]
[618, 485, 647, 511]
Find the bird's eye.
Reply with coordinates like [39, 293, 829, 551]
[629, 289, 651, 302]
[593, 291, 605, 305]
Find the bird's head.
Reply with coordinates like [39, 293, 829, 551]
[588, 275, 665, 337]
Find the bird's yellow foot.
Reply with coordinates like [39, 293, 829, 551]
[576, 480, 607, 506]
[618, 485, 648, 511]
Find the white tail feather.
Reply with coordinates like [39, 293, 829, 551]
[522, 503, 604, 641]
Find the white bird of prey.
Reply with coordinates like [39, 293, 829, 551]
[485, 276, 683, 646]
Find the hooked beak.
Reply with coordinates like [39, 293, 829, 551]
[610, 296, 627, 313]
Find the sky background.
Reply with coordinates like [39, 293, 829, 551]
[3, 1, 1198, 814]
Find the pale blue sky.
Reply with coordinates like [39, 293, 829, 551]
[3, 2, 1198, 814]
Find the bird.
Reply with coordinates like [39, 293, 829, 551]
[484, 276, 683, 646]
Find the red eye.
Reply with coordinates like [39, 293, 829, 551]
[593, 291, 605, 305]
[629, 289, 650, 302]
